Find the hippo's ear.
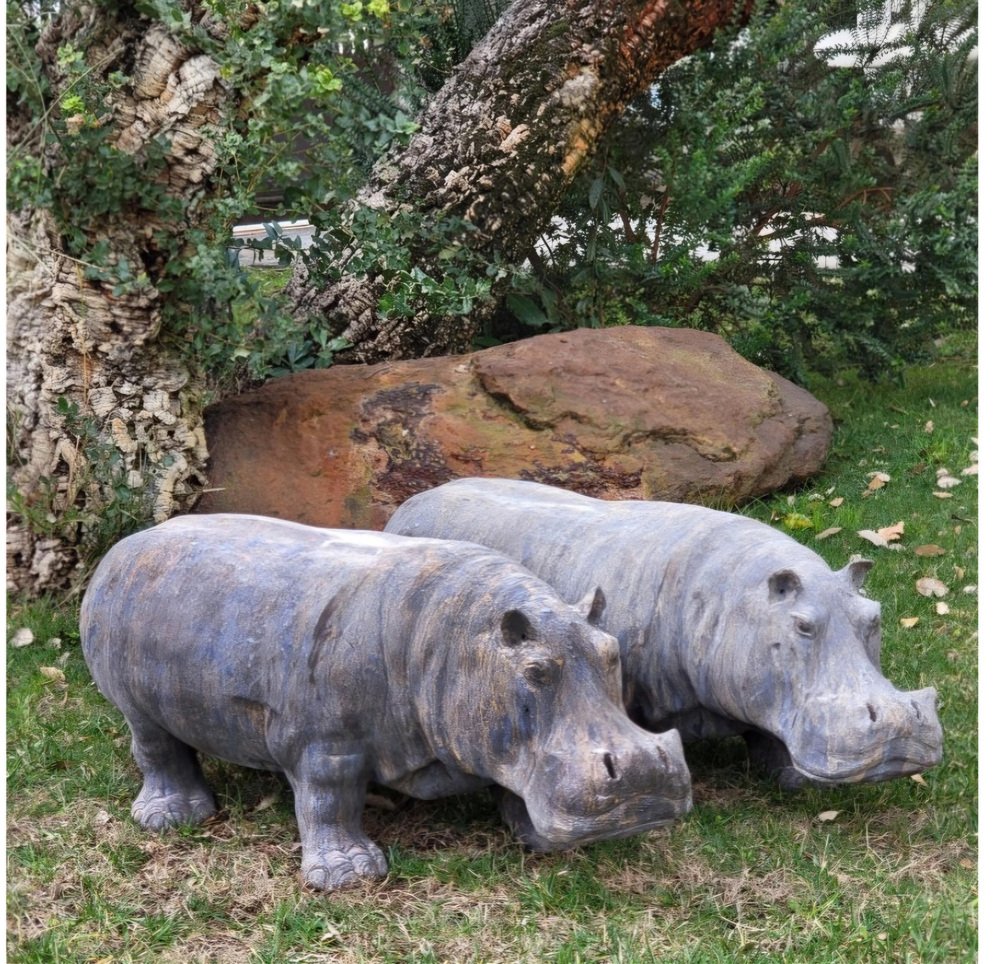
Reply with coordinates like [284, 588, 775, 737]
[501, 609, 536, 647]
[574, 586, 607, 626]
[768, 569, 802, 603]
[843, 557, 874, 592]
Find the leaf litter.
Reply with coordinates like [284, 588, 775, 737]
[857, 521, 904, 549]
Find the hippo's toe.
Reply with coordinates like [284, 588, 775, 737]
[301, 840, 389, 890]
[131, 783, 217, 830]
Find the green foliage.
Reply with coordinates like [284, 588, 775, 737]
[6, 0, 977, 394]
[496, 0, 977, 382]
[5, 0, 439, 389]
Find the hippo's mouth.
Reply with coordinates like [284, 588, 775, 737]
[747, 727, 942, 789]
[784, 742, 943, 788]
[497, 789, 691, 853]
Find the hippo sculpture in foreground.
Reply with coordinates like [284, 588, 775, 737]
[80, 514, 692, 890]
[386, 478, 944, 789]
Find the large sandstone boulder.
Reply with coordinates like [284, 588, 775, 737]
[197, 327, 832, 529]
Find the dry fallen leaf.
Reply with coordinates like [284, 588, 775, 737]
[900, 617, 920, 628]
[816, 527, 842, 540]
[857, 522, 904, 549]
[935, 601, 950, 615]
[817, 810, 840, 823]
[828, 496, 845, 508]
[961, 464, 978, 476]
[932, 491, 953, 500]
[783, 513, 813, 530]
[39, 666, 67, 685]
[924, 420, 934, 433]
[910, 773, 927, 786]
[878, 521, 905, 541]
[916, 577, 949, 598]
[914, 544, 946, 557]
[936, 475, 961, 489]
[11, 628, 34, 649]
[864, 471, 891, 495]
[93, 809, 113, 828]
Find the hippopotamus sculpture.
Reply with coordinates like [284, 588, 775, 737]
[386, 478, 944, 789]
[80, 514, 692, 890]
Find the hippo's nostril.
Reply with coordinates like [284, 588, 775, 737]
[867, 704, 878, 723]
[603, 752, 618, 780]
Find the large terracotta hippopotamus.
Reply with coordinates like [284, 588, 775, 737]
[80, 514, 692, 890]
[386, 478, 944, 789]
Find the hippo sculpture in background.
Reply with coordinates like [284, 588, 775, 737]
[386, 478, 944, 789]
[80, 514, 692, 890]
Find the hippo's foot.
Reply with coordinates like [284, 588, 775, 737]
[497, 790, 565, 853]
[301, 837, 388, 890]
[132, 780, 217, 831]
[743, 731, 808, 790]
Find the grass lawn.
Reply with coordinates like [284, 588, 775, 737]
[6, 352, 977, 962]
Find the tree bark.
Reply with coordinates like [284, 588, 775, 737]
[6, 6, 228, 594]
[286, 0, 754, 362]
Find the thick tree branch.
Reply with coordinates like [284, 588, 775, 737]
[287, 0, 754, 362]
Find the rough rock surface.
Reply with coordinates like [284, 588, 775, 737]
[197, 327, 833, 529]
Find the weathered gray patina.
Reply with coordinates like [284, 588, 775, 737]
[80, 514, 692, 890]
[386, 478, 944, 789]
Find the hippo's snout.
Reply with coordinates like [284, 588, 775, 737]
[907, 686, 939, 724]
[587, 727, 689, 810]
[507, 726, 692, 852]
[786, 684, 943, 785]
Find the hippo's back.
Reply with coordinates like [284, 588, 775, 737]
[387, 478, 805, 604]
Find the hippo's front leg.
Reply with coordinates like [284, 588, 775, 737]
[744, 731, 811, 790]
[287, 746, 388, 890]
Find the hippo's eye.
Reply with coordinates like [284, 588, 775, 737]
[523, 660, 557, 687]
[794, 616, 816, 638]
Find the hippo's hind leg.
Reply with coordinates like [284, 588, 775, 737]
[287, 745, 388, 890]
[127, 716, 217, 831]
